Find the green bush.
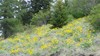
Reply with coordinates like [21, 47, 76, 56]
[68, 0, 99, 18]
[89, 4, 100, 30]
[90, 4, 100, 15]
[31, 10, 50, 26]
[2, 18, 23, 38]
[67, 15, 75, 23]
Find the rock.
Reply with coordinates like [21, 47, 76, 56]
[89, 54, 95, 56]
[94, 39, 100, 45]
[95, 50, 100, 56]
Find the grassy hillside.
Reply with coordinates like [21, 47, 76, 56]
[0, 17, 100, 56]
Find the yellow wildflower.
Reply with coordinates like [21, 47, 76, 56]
[77, 26, 82, 32]
[33, 37, 38, 42]
[27, 49, 34, 55]
[40, 43, 52, 50]
[76, 42, 81, 47]
[51, 38, 59, 45]
[8, 39, 15, 43]
[14, 38, 19, 42]
[15, 46, 19, 49]
[87, 33, 91, 38]
[68, 23, 73, 27]
[65, 29, 73, 33]
[47, 43, 52, 47]
[37, 32, 42, 36]
[41, 44, 48, 49]
[10, 48, 20, 54]
[80, 38, 83, 42]
[66, 38, 74, 45]
[20, 39, 24, 43]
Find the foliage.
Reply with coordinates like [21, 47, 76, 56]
[31, 10, 51, 26]
[0, 0, 19, 18]
[67, 15, 75, 23]
[30, 0, 52, 13]
[1, 18, 23, 38]
[20, 11, 33, 25]
[89, 4, 100, 30]
[0, 18, 97, 56]
[90, 4, 100, 15]
[0, 0, 27, 38]
[67, 0, 100, 18]
[50, 0, 69, 28]
[16, 0, 31, 25]
[18, 0, 53, 25]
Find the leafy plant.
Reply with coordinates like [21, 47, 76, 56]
[31, 10, 51, 26]
[89, 4, 100, 30]
[2, 18, 23, 38]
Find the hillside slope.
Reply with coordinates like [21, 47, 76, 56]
[0, 18, 100, 56]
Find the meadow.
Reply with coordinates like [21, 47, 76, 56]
[0, 17, 99, 56]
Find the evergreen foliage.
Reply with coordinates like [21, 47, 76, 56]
[50, 0, 69, 28]
[66, 0, 100, 18]
[0, 0, 24, 38]
[89, 4, 100, 30]
[2, 18, 23, 38]
[30, 0, 52, 13]
[31, 10, 50, 26]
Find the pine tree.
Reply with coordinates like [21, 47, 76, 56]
[19, 0, 53, 25]
[0, 0, 23, 38]
[30, 0, 52, 13]
[50, 0, 68, 28]
[17, 0, 31, 25]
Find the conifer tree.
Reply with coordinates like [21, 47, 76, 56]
[50, 0, 68, 28]
[0, 0, 23, 38]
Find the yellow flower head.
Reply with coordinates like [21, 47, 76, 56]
[27, 49, 34, 55]
[80, 38, 83, 42]
[68, 23, 73, 27]
[33, 37, 38, 42]
[76, 43, 81, 47]
[87, 33, 91, 38]
[10, 48, 20, 54]
[65, 29, 73, 33]
[41, 44, 48, 50]
[51, 38, 59, 45]
[66, 38, 74, 45]
[76, 26, 82, 32]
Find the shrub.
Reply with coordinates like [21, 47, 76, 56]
[89, 4, 100, 30]
[2, 18, 23, 38]
[67, 15, 75, 23]
[31, 10, 51, 26]
[90, 4, 100, 15]
[68, 0, 99, 18]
